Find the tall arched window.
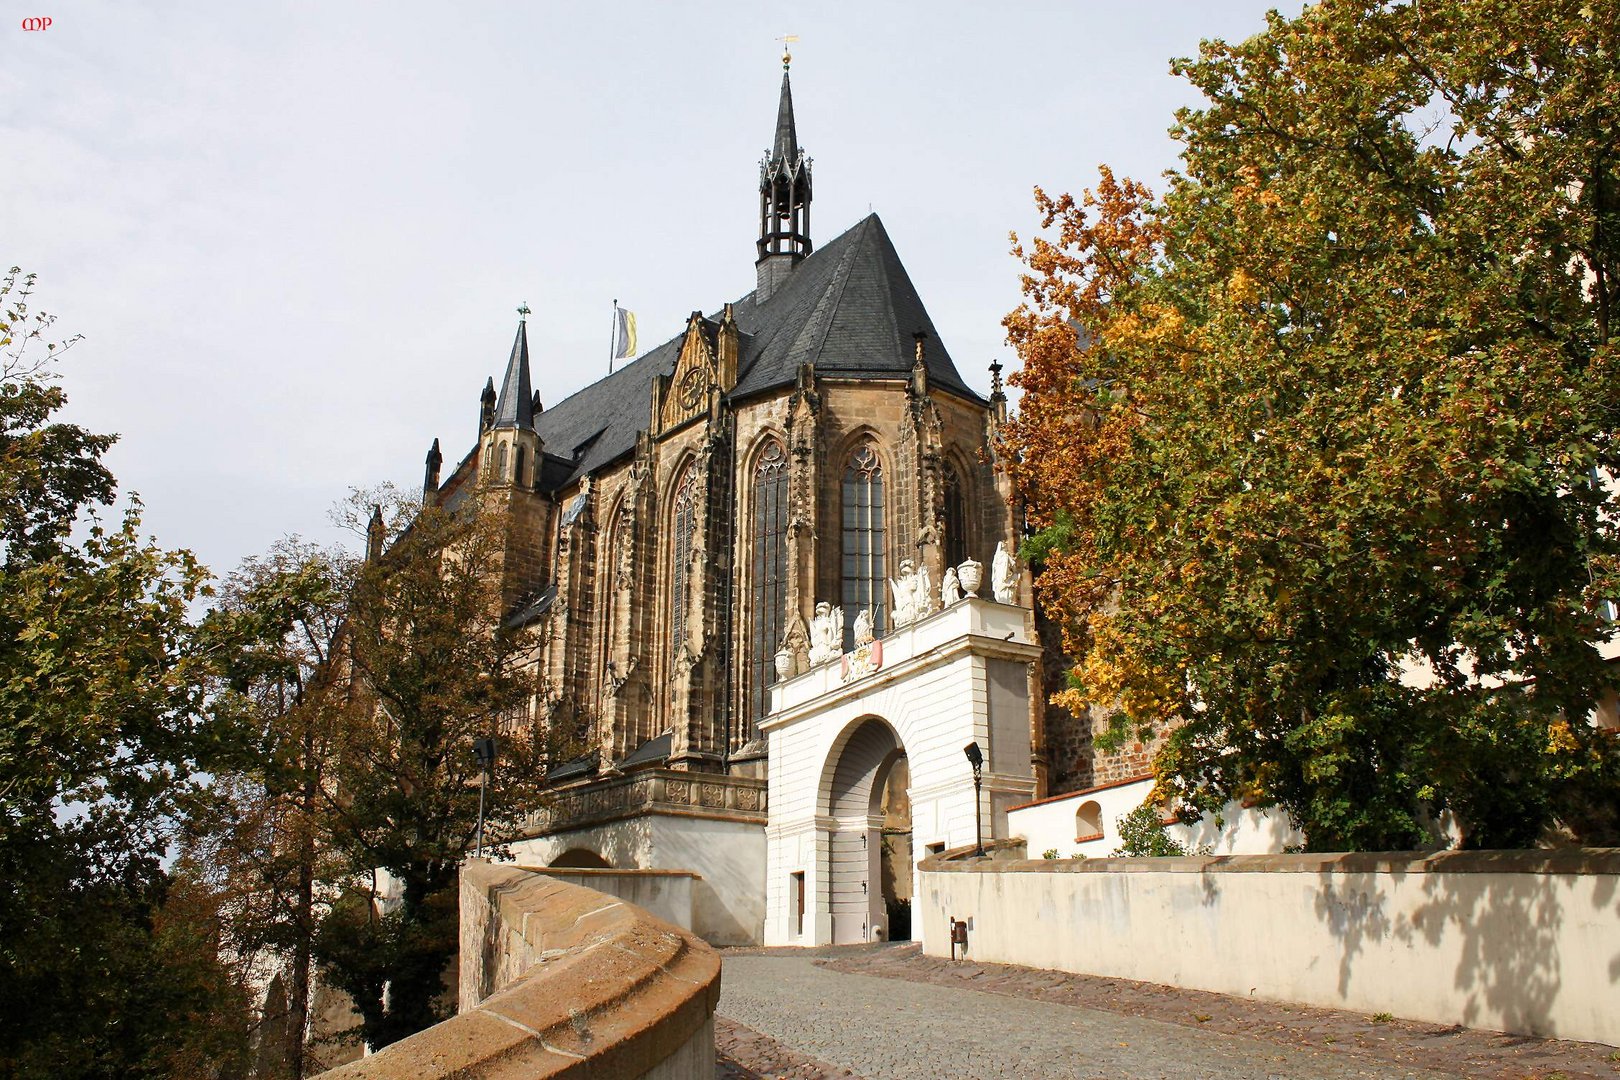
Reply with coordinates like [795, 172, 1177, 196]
[841, 443, 886, 649]
[497, 441, 509, 481]
[600, 505, 626, 676]
[515, 446, 527, 488]
[669, 468, 698, 655]
[942, 464, 969, 570]
[750, 441, 789, 722]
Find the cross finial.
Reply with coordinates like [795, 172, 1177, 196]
[517, 302, 530, 322]
[778, 33, 798, 69]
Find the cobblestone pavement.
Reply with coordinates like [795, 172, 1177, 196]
[715, 944, 1620, 1080]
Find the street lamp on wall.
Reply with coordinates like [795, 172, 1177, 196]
[963, 741, 985, 858]
[474, 737, 498, 858]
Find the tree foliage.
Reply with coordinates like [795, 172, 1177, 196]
[310, 500, 550, 1050]
[1003, 0, 1620, 850]
[197, 494, 556, 1056]
[186, 538, 356, 1077]
[0, 269, 252, 1078]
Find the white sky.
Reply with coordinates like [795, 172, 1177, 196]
[4, 1, 1291, 577]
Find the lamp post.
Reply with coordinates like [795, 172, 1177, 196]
[473, 737, 498, 858]
[963, 741, 985, 858]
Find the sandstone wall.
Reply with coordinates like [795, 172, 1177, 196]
[317, 861, 719, 1079]
[919, 847, 1620, 1046]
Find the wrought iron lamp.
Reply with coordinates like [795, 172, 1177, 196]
[473, 737, 498, 858]
[963, 741, 985, 857]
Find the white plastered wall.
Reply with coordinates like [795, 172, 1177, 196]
[1009, 778, 1304, 859]
[504, 812, 766, 946]
[761, 598, 1040, 948]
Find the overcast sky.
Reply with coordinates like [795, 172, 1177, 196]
[4, 1, 1294, 577]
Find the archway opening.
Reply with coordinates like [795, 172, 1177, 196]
[876, 754, 912, 941]
[824, 717, 910, 944]
[549, 848, 612, 869]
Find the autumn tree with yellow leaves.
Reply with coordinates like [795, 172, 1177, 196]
[1004, 0, 1620, 850]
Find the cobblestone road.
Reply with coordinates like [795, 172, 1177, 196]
[717, 951, 1460, 1080]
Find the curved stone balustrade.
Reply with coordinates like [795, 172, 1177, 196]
[318, 861, 719, 1079]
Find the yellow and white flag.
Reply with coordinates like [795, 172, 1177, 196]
[613, 304, 637, 360]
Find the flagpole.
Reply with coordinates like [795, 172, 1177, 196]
[609, 298, 618, 374]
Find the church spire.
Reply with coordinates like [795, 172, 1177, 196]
[772, 63, 799, 165]
[491, 310, 535, 431]
[757, 46, 812, 299]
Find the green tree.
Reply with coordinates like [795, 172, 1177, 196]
[1003, 0, 1620, 850]
[0, 268, 252, 1078]
[1112, 805, 1195, 858]
[186, 539, 356, 1078]
[200, 493, 556, 1054]
[311, 499, 551, 1050]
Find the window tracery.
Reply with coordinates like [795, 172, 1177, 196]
[841, 443, 886, 650]
[670, 468, 698, 656]
[750, 441, 789, 722]
[943, 463, 969, 570]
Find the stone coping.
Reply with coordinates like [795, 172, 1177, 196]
[520, 865, 702, 879]
[518, 768, 767, 838]
[316, 863, 720, 1079]
[919, 846, 1620, 876]
[1006, 772, 1154, 812]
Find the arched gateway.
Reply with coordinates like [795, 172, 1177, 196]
[822, 718, 911, 943]
[760, 597, 1040, 948]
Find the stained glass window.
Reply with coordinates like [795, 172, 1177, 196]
[943, 465, 969, 570]
[841, 444, 886, 650]
[670, 468, 698, 655]
[750, 442, 789, 722]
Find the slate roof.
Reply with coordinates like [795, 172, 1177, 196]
[519, 213, 981, 492]
[772, 70, 798, 164]
[491, 320, 535, 430]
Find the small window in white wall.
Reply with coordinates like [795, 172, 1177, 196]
[791, 871, 805, 937]
[1076, 801, 1104, 842]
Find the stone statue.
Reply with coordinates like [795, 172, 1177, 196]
[913, 563, 935, 619]
[992, 540, 1019, 604]
[941, 566, 962, 606]
[889, 558, 918, 628]
[809, 602, 844, 665]
[853, 608, 874, 647]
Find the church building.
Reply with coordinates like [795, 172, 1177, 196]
[419, 56, 1098, 948]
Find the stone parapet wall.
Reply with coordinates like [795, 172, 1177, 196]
[317, 862, 719, 1079]
[522, 769, 767, 837]
[521, 867, 698, 933]
[918, 848, 1620, 1047]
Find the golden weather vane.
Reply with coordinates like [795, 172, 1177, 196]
[778, 33, 798, 69]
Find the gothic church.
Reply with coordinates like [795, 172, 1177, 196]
[420, 59, 1093, 946]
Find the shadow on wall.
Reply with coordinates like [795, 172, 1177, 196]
[517, 817, 654, 873]
[1312, 856, 1620, 1037]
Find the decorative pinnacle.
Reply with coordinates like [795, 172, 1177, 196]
[989, 359, 1005, 396]
[778, 32, 798, 69]
[517, 302, 531, 322]
[913, 329, 928, 364]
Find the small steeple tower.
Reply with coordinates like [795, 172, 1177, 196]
[479, 307, 543, 490]
[756, 45, 812, 300]
[423, 437, 443, 503]
[479, 377, 497, 435]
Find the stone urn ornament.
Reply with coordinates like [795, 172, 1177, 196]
[957, 557, 982, 598]
[774, 648, 795, 681]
